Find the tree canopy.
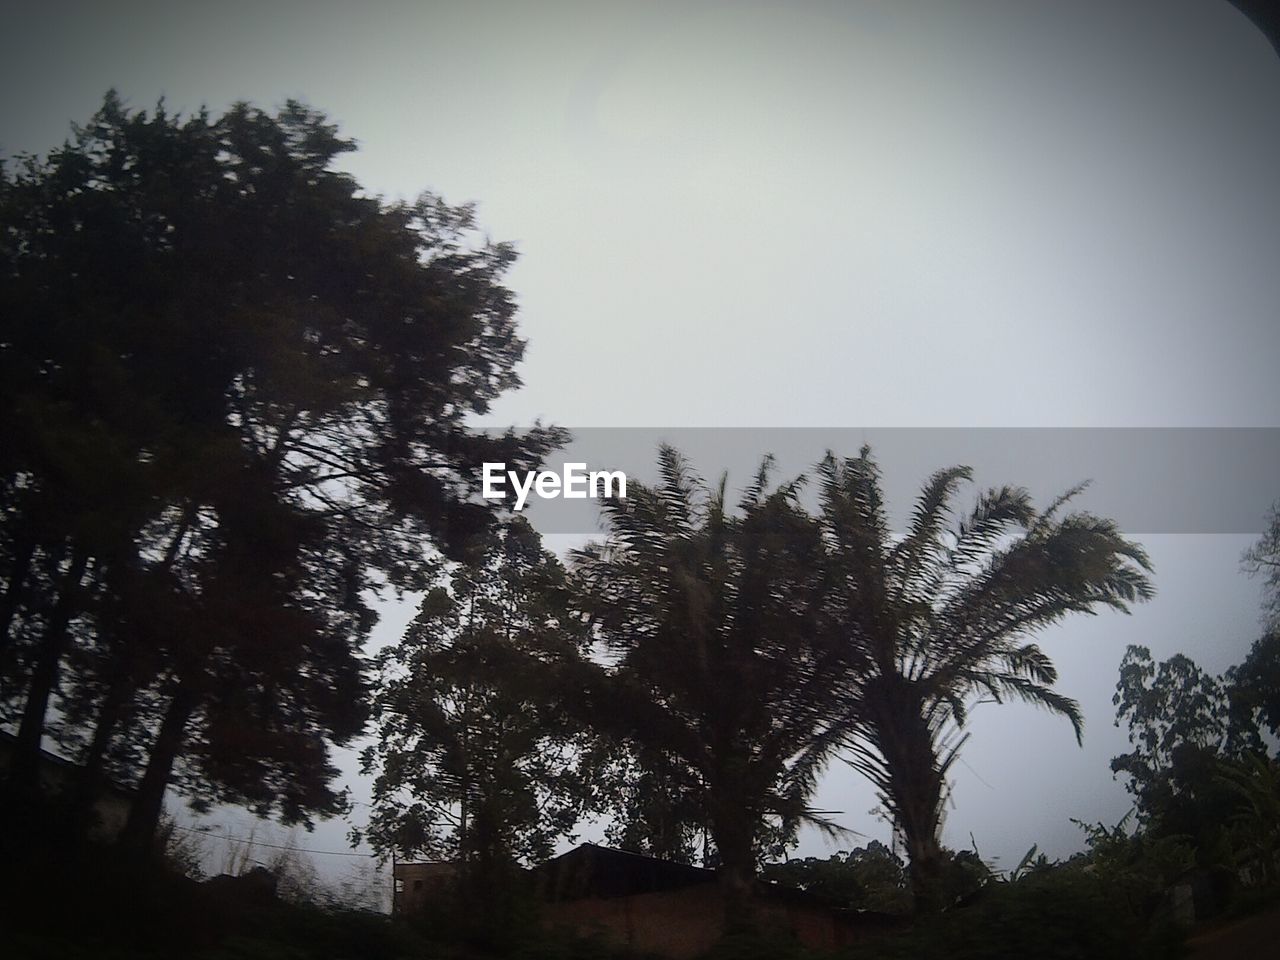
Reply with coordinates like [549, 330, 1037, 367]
[566, 447, 849, 922]
[816, 448, 1153, 910]
[360, 520, 591, 871]
[0, 92, 560, 850]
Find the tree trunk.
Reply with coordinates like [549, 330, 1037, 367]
[70, 668, 133, 826]
[873, 686, 949, 913]
[710, 794, 758, 933]
[11, 549, 90, 791]
[0, 534, 36, 654]
[887, 747, 948, 913]
[901, 810, 946, 913]
[119, 677, 198, 855]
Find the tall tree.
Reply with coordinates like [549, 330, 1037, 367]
[817, 448, 1153, 911]
[360, 520, 590, 916]
[1226, 630, 1280, 741]
[0, 92, 561, 849]
[1111, 645, 1243, 844]
[1112, 635, 1280, 847]
[1242, 500, 1280, 631]
[568, 447, 848, 925]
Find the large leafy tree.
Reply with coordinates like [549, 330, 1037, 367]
[0, 92, 560, 850]
[1227, 630, 1280, 740]
[1110, 643, 1249, 876]
[567, 447, 848, 924]
[360, 520, 590, 913]
[1111, 634, 1279, 859]
[817, 448, 1153, 911]
[596, 743, 708, 866]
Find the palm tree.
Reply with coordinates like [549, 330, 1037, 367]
[569, 446, 849, 925]
[816, 447, 1153, 912]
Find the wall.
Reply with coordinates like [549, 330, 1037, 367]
[542, 883, 865, 958]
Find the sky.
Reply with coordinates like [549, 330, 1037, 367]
[4, 0, 1279, 883]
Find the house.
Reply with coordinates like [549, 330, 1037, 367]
[0, 729, 134, 840]
[391, 842, 892, 956]
[392, 860, 459, 916]
[536, 843, 883, 958]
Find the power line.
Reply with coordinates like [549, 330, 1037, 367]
[172, 823, 378, 859]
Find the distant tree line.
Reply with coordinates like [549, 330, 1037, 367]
[363, 444, 1156, 927]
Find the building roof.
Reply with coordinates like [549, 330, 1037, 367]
[537, 843, 717, 901]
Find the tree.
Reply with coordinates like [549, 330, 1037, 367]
[597, 744, 707, 865]
[761, 841, 911, 914]
[567, 447, 849, 925]
[1110, 635, 1279, 873]
[0, 92, 561, 851]
[1243, 501, 1280, 631]
[1111, 645, 1243, 834]
[818, 448, 1153, 912]
[1216, 752, 1280, 885]
[1226, 630, 1280, 740]
[360, 520, 591, 915]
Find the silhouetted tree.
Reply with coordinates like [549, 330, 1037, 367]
[1216, 752, 1280, 885]
[1111, 634, 1279, 862]
[598, 744, 706, 865]
[0, 92, 561, 851]
[360, 520, 590, 924]
[567, 448, 849, 925]
[1227, 630, 1280, 739]
[1111, 645, 1245, 852]
[818, 448, 1153, 911]
[1243, 501, 1280, 631]
[761, 841, 911, 914]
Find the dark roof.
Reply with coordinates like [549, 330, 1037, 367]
[537, 843, 717, 901]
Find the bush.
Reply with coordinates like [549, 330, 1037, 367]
[837, 864, 1184, 960]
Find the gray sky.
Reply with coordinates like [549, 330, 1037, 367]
[5, 0, 1279, 878]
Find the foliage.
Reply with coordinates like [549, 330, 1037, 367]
[1072, 813, 1196, 918]
[567, 447, 849, 918]
[158, 813, 208, 880]
[1216, 752, 1280, 885]
[838, 861, 1184, 960]
[361, 520, 590, 927]
[1225, 629, 1280, 741]
[0, 91, 559, 849]
[1243, 500, 1280, 630]
[1110, 637, 1279, 870]
[597, 744, 707, 864]
[1110, 644, 1246, 842]
[817, 447, 1153, 911]
[761, 841, 912, 914]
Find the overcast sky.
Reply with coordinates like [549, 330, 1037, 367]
[5, 0, 1279, 879]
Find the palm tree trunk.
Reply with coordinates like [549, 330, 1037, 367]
[888, 737, 947, 911]
[874, 693, 949, 913]
[710, 793, 757, 932]
[901, 810, 946, 913]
